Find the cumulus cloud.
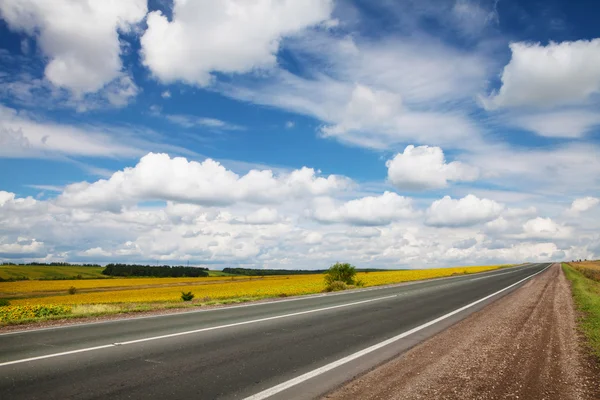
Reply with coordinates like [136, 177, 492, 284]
[309, 192, 416, 226]
[141, 0, 334, 85]
[386, 145, 478, 190]
[1, 185, 597, 267]
[483, 39, 600, 109]
[522, 217, 572, 240]
[567, 197, 600, 215]
[0, 0, 146, 96]
[0, 238, 45, 258]
[426, 195, 504, 227]
[243, 208, 281, 225]
[58, 153, 351, 211]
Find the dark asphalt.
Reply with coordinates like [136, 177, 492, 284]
[0, 263, 551, 400]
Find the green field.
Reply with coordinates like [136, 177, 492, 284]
[0, 264, 236, 280]
[0, 265, 106, 280]
[562, 263, 600, 360]
[206, 270, 236, 277]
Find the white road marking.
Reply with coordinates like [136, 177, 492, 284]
[243, 263, 552, 400]
[0, 294, 397, 367]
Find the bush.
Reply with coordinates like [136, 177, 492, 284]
[181, 291, 195, 301]
[0, 299, 10, 307]
[325, 280, 348, 292]
[68, 286, 77, 295]
[325, 262, 357, 286]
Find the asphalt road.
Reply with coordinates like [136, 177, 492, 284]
[0, 263, 551, 400]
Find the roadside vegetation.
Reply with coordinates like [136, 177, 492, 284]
[563, 262, 600, 360]
[0, 263, 511, 325]
[324, 262, 364, 291]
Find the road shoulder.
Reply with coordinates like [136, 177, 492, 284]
[324, 264, 600, 400]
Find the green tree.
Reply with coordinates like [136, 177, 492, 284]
[325, 262, 357, 285]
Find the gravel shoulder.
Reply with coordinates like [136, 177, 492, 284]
[324, 263, 600, 400]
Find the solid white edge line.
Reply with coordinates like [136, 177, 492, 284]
[242, 263, 553, 400]
[0, 294, 397, 367]
[0, 264, 534, 337]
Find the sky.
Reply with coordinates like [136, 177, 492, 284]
[0, 0, 599, 269]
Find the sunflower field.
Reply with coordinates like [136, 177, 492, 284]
[7, 265, 508, 307]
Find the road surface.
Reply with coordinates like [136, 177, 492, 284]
[0, 263, 551, 400]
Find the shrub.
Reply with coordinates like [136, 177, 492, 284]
[325, 262, 357, 286]
[181, 291, 195, 301]
[325, 280, 348, 292]
[0, 298, 10, 307]
[68, 286, 77, 295]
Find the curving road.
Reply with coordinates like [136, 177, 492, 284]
[0, 263, 551, 400]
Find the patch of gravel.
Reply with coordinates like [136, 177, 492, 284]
[324, 264, 600, 400]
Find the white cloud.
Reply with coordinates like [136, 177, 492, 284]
[220, 32, 489, 150]
[567, 197, 600, 215]
[386, 145, 479, 190]
[165, 114, 244, 130]
[0, 105, 140, 158]
[483, 39, 600, 109]
[465, 143, 600, 196]
[161, 90, 171, 99]
[0, 238, 45, 258]
[512, 110, 600, 138]
[426, 195, 504, 227]
[318, 84, 479, 150]
[243, 208, 281, 225]
[58, 153, 351, 211]
[285, 121, 295, 129]
[503, 206, 538, 218]
[141, 0, 334, 85]
[0, 105, 196, 160]
[103, 75, 139, 107]
[0, 0, 146, 96]
[1, 184, 598, 267]
[80, 247, 112, 258]
[309, 192, 415, 226]
[522, 217, 572, 240]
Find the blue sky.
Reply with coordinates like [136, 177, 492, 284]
[0, 0, 599, 268]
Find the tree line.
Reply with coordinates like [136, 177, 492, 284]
[102, 264, 209, 277]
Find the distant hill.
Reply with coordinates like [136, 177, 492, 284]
[0, 265, 106, 281]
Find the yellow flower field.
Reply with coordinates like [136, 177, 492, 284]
[0, 275, 270, 295]
[9, 265, 508, 306]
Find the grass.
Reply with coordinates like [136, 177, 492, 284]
[206, 270, 237, 277]
[562, 263, 600, 360]
[0, 265, 106, 280]
[0, 264, 238, 281]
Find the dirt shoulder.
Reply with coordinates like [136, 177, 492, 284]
[325, 264, 600, 400]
